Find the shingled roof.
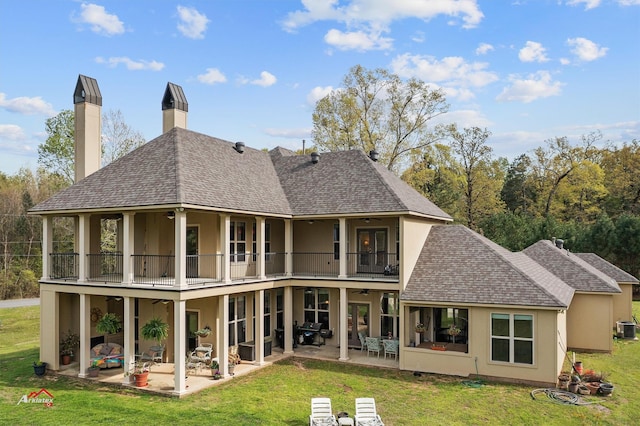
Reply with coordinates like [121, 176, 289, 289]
[402, 225, 574, 308]
[573, 253, 639, 285]
[31, 127, 452, 221]
[523, 241, 621, 293]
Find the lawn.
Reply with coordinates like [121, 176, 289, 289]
[0, 304, 639, 425]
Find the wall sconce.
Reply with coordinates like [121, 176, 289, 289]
[167, 211, 175, 220]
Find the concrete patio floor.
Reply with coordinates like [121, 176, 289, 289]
[54, 344, 399, 397]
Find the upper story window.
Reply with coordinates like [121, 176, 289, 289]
[491, 313, 533, 365]
[252, 222, 271, 261]
[230, 221, 246, 262]
[333, 224, 340, 260]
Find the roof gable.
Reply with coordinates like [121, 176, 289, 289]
[523, 241, 621, 293]
[574, 253, 639, 285]
[403, 225, 574, 308]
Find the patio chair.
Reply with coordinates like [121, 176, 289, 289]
[364, 337, 381, 358]
[138, 345, 164, 364]
[358, 332, 368, 352]
[191, 344, 213, 365]
[354, 397, 384, 426]
[382, 339, 398, 360]
[309, 397, 339, 426]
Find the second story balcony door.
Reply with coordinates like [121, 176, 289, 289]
[358, 229, 387, 274]
[187, 226, 198, 278]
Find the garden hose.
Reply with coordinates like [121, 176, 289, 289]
[530, 388, 598, 406]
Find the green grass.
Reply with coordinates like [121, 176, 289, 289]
[1, 304, 639, 425]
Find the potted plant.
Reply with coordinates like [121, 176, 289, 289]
[95, 312, 122, 344]
[33, 361, 47, 377]
[88, 360, 101, 377]
[210, 360, 221, 380]
[128, 361, 150, 387]
[60, 329, 80, 365]
[415, 323, 426, 333]
[141, 317, 169, 345]
[195, 325, 212, 338]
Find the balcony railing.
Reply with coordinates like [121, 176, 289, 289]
[87, 252, 123, 283]
[47, 251, 398, 285]
[49, 253, 79, 280]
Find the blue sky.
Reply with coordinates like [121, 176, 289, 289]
[1, 0, 638, 175]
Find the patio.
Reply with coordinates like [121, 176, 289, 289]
[55, 344, 400, 397]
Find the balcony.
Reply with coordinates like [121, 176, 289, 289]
[47, 251, 398, 287]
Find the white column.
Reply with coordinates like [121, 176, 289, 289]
[122, 213, 135, 284]
[339, 287, 349, 361]
[255, 290, 265, 365]
[338, 217, 347, 278]
[122, 296, 135, 383]
[256, 216, 266, 279]
[174, 209, 187, 288]
[78, 214, 90, 282]
[79, 293, 91, 377]
[219, 295, 230, 376]
[173, 300, 187, 395]
[284, 286, 294, 354]
[41, 216, 52, 280]
[220, 214, 231, 283]
[284, 219, 292, 276]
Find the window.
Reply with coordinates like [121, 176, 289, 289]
[491, 313, 533, 364]
[252, 222, 271, 261]
[304, 288, 330, 329]
[333, 224, 340, 260]
[264, 290, 271, 337]
[228, 296, 246, 345]
[230, 221, 246, 262]
[380, 292, 398, 338]
[276, 289, 284, 329]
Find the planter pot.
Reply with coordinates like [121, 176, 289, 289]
[574, 361, 583, 376]
[557, 374, 570, 390]
[577, 385, 591, 395]
[568, 382, 580, 393]
[585, 382, 601, 395]
[61, 355, 71, 365]
[33, 362, 47, 377]
[599, 383, 614, 396]
[228, 364, 236, 376]
[88, 367, 100, 377]
[134, 371, 149, 387]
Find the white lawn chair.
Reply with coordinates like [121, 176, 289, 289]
[309, 397, 338, 426]
[354, 397, 384, 426]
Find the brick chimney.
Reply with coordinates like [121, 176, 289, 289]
[73, 75, 102, 182]
[161, 82, 188, 133]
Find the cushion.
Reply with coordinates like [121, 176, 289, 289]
[110, 346, 121, 355]
[100, 345, 113, 355]
[147, 348, 157, 356]
[92, 345, 103, 356]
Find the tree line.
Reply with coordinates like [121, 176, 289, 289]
[0, 66, 638, 300]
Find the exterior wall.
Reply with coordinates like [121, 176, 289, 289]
[40, 289, 59, 368]
[566, 293, 614, 352]
[400, 304, 564, 386]
[613, 284, 634, 324]
[399, 217, 433, 290]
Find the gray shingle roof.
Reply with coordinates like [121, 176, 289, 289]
[402, 225, 574, 308]
[31, 128, 452, 221]
[271, 149, 452, 219]
[523, 241, 621, 293]
[574, 253, 639, 285]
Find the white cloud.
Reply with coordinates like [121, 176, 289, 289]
[324, 28, 393, 51]
[177, 6, 209, 39]
[390, 53, 499, 100]
[566, 0, 602, 10]
[475, 42, 494, 55]
[519, 41, 549, 63]
[197, 68, 227, 85]
[0, 124, 27, 141]
[263, 127, 312, 139]
[437, 109, 493, 128]
[74, 3, 124, 36]
[496, 71, 564, 103]
[567, 37, 608, 61]
[282, 0, 484, 51]
[559, 57, 571, 65]
[307, 86, 335, 106]
[95, 57, 164, 71]
[618, 0, 640, 5]
[250, 71, 277, 87]
[0, 93, 56, 116]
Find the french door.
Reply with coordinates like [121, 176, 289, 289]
[357, 229, 387, 273]
[186, 226, 198, 278]
[348, 303, 370, 347]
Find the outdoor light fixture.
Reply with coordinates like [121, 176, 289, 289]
[167, 211, 175, 219]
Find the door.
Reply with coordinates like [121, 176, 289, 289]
[186, 311, 199, 351]
[186, 226, 198, 278]
[348, 303, 370, 347]
[357, 229, 387, 273]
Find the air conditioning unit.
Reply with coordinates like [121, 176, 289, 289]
[616, 321, 637, 339]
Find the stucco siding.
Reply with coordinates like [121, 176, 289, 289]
[567, 293, 613, 352]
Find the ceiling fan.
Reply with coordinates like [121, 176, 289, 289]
[352, 289, 370, 295]
[152, 299, 170, 304]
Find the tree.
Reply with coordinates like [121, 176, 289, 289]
[501, 154, 536, 215]
[101, 109, 146, 166]
[38, 109, 75, 184]
[448, 125, 502, 230]
[600, 140, 640, 217]
[312, 65, 449, 172]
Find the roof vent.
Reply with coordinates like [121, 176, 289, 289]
[555, 238, 564, 249]
[311, 152, 320, 164]
[369, 150, 379, 162]
[235, 141, 245, 154]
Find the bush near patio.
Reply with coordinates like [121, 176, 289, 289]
[0, 304, 639, 425]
